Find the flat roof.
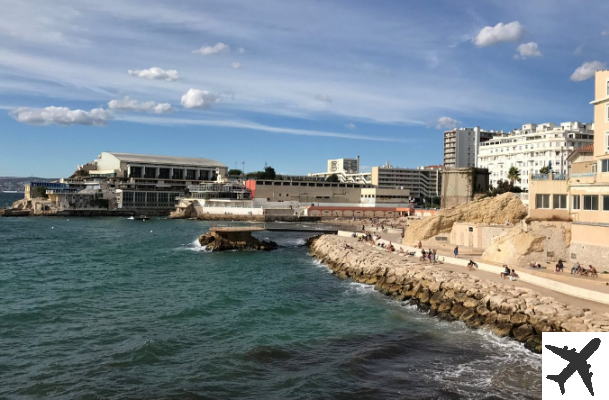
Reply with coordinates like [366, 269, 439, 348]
[106, 152, 226, 168]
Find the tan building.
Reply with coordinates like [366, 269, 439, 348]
[529, 70, 609, 265]
[246, 179, 369, 203]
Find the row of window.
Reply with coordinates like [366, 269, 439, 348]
[536, 194, 609, 211]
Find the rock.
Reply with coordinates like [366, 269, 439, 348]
[450, 304, 467, 318]
[460, 308, 477, 322]
[561, 322, 588, 332]
[525, 335, 543, 353]
[510, 312, 528, 326]
[403, 193, 527, 243]
[438, 301, 454, 313]
[463, 298, 479, 308]
[533, 305, 557, 318]
[199, 231, 278, 252]
[492, 323, 513, 338]
[512, 324, 534, 341]
[417, 289, 430, 303]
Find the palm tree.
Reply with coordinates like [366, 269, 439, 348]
[539, 166, 549, 174]
[507, 167, 521, 188]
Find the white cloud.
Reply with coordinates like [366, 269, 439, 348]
[573, 45, 584, 55]
[127, 67, 178, 82]
[515, 42, 541, 59]
[602, 31, 608, 36]
[108, 96, 173, 114]
[180, 88, 221, 109]
[570, 61, 607, 82]
[231, 62, 242, 69]
[473, 21, 525, 47]
[238, 47, 246, 54]
[9, 106, 113, 126]
[435, 116, 458, 130]
[346, 123, 356, 129]
[315, 94, 332, 102]
[192, 42, 229, 55]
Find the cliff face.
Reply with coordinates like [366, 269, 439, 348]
[309, 235, 609, 352]
[481, 222, 571, 265]
[403, 193, 528, 244]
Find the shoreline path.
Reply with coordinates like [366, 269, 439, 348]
[331, 222, 609, 315]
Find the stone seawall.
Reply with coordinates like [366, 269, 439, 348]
[309, 235, 609, 353]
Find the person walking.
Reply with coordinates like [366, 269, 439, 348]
[454, 246, 459, 258]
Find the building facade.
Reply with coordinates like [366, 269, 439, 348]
[440, 168, 490, 209]
[478, 122, 594, 191]
[528, 70, 609, 267]
[371, 163, 442, 201]
[443, 127, 496, 168]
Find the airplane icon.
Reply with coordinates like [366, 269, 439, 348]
[545, 338, 601, 396]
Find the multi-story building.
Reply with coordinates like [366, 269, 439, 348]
[528, 70, 609, 266]
[478, 122, 594, 191]
[371, 162, 442, 202]
[443, 127, 496, 168]
[309, 158, 442, 202]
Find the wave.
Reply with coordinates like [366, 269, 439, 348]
[174, 238, 210, 252]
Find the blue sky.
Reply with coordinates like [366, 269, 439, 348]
[1, 0, 608, 177]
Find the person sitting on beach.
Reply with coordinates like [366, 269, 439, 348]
[555, 260, 564, 273]
[398, 247, 404, 255]
[467, 260, 478, 271]
[586, 265, 598, 277]
[570, 261, 581, 275]
[529, 261, 541, 269]
[500, 265, 510, 279]
[509, 269, 519, 281]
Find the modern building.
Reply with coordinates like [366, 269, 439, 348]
[245, 179, 373, 204]
[528, 70, 609, 266]
[309, 158, 442, 202]
[478, 122, 594, 191]
[29, 152, 228, 214]
[371, 162, 442, 202]
[443, 127, 496, 168]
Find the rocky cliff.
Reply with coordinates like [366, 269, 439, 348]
[199, 231, 278, 251]
[309, 235, 609, 352]
[403, 193, 528, 244]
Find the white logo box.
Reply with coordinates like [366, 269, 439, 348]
[542, 332, 609, 399]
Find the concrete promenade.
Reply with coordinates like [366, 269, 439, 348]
[339, 228, 609, 313]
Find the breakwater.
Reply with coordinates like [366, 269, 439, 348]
[309, 235, 609, 352]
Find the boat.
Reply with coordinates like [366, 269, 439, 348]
[132, 215, 149, 220]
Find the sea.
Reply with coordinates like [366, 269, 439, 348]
[0, 215, 542, 399]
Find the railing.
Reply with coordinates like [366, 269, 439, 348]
[532, 174, 549, 180]
[571, 173, 596, 178]
[552, 174, 568, 180]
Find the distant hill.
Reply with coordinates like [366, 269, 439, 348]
[0, 177, 58, 192]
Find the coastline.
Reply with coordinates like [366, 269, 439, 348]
[308, 234, 609, 352]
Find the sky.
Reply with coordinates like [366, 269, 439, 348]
[0, 0, 608, 178]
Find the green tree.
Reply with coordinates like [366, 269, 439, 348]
[539, 166, 550, 174]
[227, 169, 243, 176]
[507, 167, 521, 188]
[325, 173, 340, 182]
[246, 166, 277, 180]
[31, 185, 48, 198]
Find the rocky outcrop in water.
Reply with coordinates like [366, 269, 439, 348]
[199, 231, 278, 251]
[309, 235, 609, 352]
[403, 193, 528, 244]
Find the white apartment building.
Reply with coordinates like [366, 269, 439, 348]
[443, 127, 496, 168]
[478, 122, 594, 191]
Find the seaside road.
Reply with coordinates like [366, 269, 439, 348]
[340, 230, 609, 315]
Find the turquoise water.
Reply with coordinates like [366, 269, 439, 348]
[0, 217, 541, 399]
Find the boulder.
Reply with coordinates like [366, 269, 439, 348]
[512, 324, 534, 342]
[199, 231, 278, 252]
[492, 323, 513, 338]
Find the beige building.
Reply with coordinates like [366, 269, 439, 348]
[371, 162, 442, 201]
[529, 70, 609, 265]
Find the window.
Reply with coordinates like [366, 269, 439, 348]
[606, 132, 609, 153]
[602, 159, 609, 173]
[583, 195, 598, 210]
[536, 194, 550, 209]
[553, 195, 567, 209]
[572, 195, 580, 210]
[604, 196, 609, 211]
